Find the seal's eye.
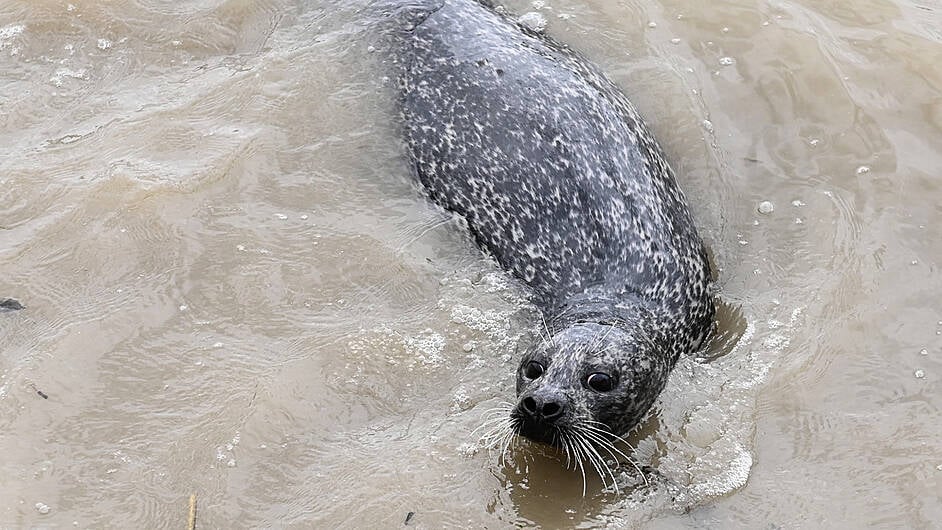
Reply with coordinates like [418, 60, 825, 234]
[586, 372, 614, 392]
[524, 361, 545, 379]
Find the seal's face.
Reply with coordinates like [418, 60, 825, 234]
[512, 322, 664, 445]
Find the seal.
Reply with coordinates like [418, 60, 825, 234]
[395, 0, 715, 463]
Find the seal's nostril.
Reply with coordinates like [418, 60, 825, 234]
[542, 401, 562, 419]
[521, 397, 538, 415]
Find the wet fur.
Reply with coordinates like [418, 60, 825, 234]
[393, 0, 715, 483]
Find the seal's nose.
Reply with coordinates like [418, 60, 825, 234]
[520, 394, 566, 423]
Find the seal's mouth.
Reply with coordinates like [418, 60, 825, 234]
[516, 417, 564, 447]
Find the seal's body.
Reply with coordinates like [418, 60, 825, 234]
[397, 0, 714, 448]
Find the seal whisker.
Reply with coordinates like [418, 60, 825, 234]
[566, 430, 578, 470]
[497, 425, 517, 468]
[540, 312, 556, 348]
[572, 429, 619, 494]
[474, 414, 513, 431]
[554, 427, 574, 470]
[478, 403, 515, 417]
[478, 425, 510, 446]
[474, 414, 516, 433]
[574, 428, 632, 463]
[581, 422, 641, 453]
[574, 428, 643, 490]
[479, 429, 510, 450]
[588, 324, 615, 354]
[563, 430, 588, 497]
[577, 424, 649, 487]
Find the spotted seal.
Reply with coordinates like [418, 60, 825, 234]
[394, 0, 715, 460]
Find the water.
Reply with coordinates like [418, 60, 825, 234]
[1, 0, 941, 527]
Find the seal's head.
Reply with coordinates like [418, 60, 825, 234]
[512, 321, 668, 445]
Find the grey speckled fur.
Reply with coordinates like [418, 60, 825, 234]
[393, 0, 715, 443]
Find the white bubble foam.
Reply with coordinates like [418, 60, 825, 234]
[518, 12, 547, 32]
[406, 329, 446, 365]
[0, 25, 24, 51]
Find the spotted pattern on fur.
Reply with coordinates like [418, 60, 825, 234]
[394, 0, 715, 439]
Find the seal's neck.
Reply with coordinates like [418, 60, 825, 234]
[549, 287, 650, 330]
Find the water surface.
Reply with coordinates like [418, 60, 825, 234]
[1, 0, 941, 527]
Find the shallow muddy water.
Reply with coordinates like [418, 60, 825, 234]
[1, 0, 941, 527]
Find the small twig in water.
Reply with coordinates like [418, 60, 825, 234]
[187, 494, 197, 530]
[26, 381, 48, 400]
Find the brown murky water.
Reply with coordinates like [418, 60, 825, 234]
[2, 0, 941, 527]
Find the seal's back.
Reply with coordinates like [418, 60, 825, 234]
[398, 0, 714, 361]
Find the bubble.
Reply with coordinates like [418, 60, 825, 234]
[518, 12, 547, 32]
[648, 21, 658, 28]
[462, 342, 474, 352]
[35, 502, 51, 515]
[722, 27, 730, 33]
[50, 68, 88, 87]
[757, 201, 774, 214]
[671, 38, 682, 44]
[406, 330, 446, 365]
[719, 56, 736, 66]
[856, 165, 871, 175]
[0, 25, 25, 49]
[919, 349, 928, 356]
[914, 369, 926, 379]
[791, 199, 805, 207]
